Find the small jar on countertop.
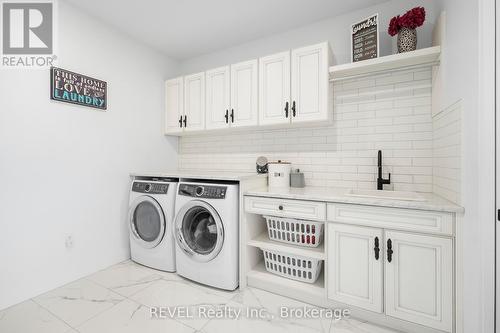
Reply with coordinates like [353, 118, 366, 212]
[268, 160, 291, 188]
[290, 169, 305, 188]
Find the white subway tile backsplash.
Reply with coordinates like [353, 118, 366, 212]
[413, 70, 432, 80]
[375, 107, 413, 117]
[432, 101, 462, 204]
[177, 68, 459, 196]
[394, 96, 431, 107]
[393, 131, 433, 141]
[393, 114, 432, 125]
[375, 72, 414, 85]
[340, 78, 375, 90]
[358, 100, 393, 111]
[375, 124, 411, 133]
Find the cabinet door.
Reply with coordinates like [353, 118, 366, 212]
[206, 66, 230, 130]
[259, 51, 290, 126]
[385, 231, 453, 332]
[165, 77, 184, 135]
[327, 223, 383, 313]
[183, 72, 205, 132]
[230, 59, 258, 128]
[291, 42, 329, 123]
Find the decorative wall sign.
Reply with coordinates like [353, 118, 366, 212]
[50, 67, 107, 110]
[351, 14, 379, 63]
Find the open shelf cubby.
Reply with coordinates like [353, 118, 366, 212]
[247, 260, 325, 298]
[247, 232, 325, 260]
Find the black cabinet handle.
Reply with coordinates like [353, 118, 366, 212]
[374, 237, 380, 260]
[284, 101, 289, 118]
[183, 115, 187, 127]
[225, 110, 229, 123]
[292, 101, 296, 117]
[179, 115, 183, 128]
[230, 109, 234, 123]
[387, 239, 393, 263]
[278, 205, 283, 211]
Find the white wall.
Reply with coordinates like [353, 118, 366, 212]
[179, 0, 441, 74]
[0, 2, 179, 310]
[436, 1, 487, 332]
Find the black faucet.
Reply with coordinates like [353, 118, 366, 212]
[377, 150, 391, 190]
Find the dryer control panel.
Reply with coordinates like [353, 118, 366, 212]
[132, 182, 169, 194]
[178, 183, 227, 199]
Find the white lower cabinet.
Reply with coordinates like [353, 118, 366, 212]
[327, 224, 383, 313]
[384, 230, 453, 332]
[327, 224, 453, 332]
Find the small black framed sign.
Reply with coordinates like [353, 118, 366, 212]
[351, 14, 379, 63]
[50, 67, 107, 110]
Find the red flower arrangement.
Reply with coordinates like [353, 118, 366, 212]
[388, 7, 426, 36]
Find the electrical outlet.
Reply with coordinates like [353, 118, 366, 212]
[65, 235, 74, 249]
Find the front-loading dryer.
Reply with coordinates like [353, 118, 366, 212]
[128, 177, 178, 272]
[174, 180, 239, 290]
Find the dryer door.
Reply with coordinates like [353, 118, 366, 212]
[129, 196, 166, 249]
[175, 200, 224, 262]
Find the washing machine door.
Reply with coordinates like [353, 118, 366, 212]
[129, 196, 165, 249]
[175, 200, 224, 263]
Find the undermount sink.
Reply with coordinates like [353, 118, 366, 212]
[345, 189, 426, 202]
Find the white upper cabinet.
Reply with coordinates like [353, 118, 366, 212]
[384, 231, 453, 332]
[183, 72, 205, 132]
[165, 77, 184, 135]
[206, 66, 231, 130]
[259, 42, 330, 126]
[164, 42, 330, 135]
[291, 42, 329, 123]
[327, 224, 383, 313]
[259, 51, 291, 126]
[230, 59, 258, 128]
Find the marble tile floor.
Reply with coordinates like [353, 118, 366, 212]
[0, 260, 400, 333]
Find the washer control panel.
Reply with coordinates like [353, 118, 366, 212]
[132, 182, 169, 194]
[178, 183, 227, 199]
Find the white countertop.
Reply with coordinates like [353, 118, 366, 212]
[130, 170, 267, 182]
[245, 186, 464, 213]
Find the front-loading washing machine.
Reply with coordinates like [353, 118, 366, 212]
[174, 180, 239, 290]
[128, 177, 178, 272]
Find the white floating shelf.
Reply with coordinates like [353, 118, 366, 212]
[329, 46, 441, 81]
[247, 261, 325, 299]
[247, 232, 325, 260]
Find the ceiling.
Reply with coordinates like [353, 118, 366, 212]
[64, 0, 388, 60]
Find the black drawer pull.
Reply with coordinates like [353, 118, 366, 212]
[292, 101, 296, 117]
[278, 205, 283, 211]
[179, 115, 183, 128]
[284, 102, 289, 118]
[225, 110, 229, 123]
